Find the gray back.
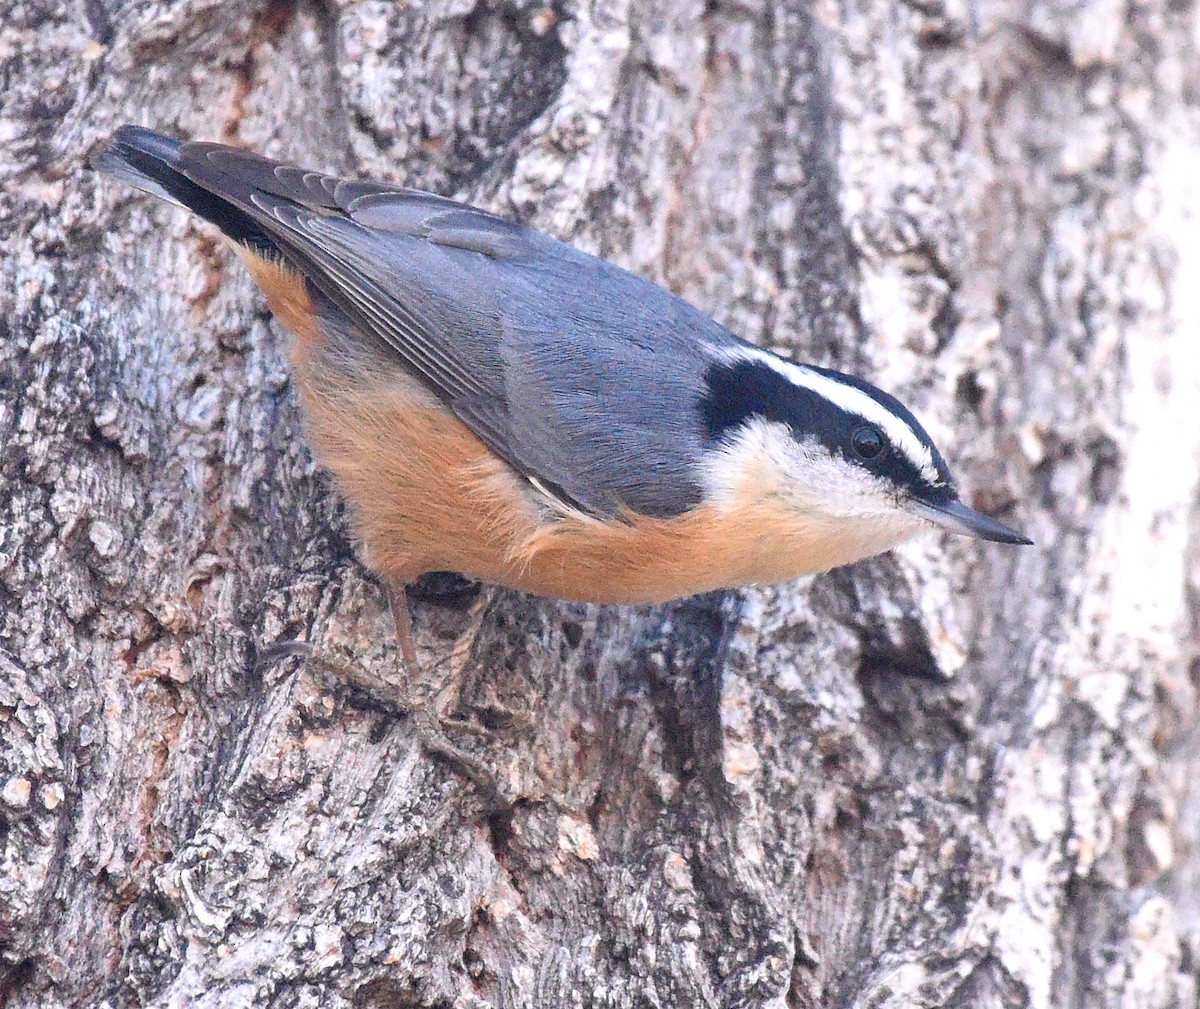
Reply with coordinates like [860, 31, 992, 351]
[173, 141, 741, 518]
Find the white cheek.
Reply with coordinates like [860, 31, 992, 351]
[699, 419, 791, 504]
[788, 448, 886, 517]
[701, 418, 897, 519]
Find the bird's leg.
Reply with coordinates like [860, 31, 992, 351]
[257, 582, 501, 803]
[386, 579, 420, 671]
[385, 580, 500, 795]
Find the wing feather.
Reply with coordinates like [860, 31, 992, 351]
[168, 140, 721, 518]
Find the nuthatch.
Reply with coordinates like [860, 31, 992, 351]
[94, 126, 1030, 667]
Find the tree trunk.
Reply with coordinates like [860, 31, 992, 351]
[2, 0, 1198, 1006]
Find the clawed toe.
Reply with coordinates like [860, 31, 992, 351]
[409, 708, 505, 802]
[256, 635, 506, 804]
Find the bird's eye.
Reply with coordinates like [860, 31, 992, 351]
[851, 425, 885, 459]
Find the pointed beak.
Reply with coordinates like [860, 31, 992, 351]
[910, 496, 1032, 545]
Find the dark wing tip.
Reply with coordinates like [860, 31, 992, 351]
[91, 125, 182, 173]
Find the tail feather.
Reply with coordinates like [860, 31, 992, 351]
[92, 126, 186, 206]
[92, 126, 274, 252]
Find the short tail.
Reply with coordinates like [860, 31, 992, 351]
[92, 125, 274, 251]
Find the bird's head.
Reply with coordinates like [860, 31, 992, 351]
[697, 346, 1030, 577]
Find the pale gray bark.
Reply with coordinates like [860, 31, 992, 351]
[2, 0, 1198, 1007]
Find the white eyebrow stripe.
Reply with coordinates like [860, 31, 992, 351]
[711, 345, 939, 483]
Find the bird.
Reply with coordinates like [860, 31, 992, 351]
[92, 126, 1030, 674]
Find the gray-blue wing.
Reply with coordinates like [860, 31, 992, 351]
[175, 143, 737, 517]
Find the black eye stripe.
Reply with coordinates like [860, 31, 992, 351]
[699, 356, 954, 496]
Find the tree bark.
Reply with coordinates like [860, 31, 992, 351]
[2, 0, 1199, 1006]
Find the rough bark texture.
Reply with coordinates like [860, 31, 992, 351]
[2, 0, 1199, 1006]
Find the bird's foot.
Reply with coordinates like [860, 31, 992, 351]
[255, 639, 506, 807]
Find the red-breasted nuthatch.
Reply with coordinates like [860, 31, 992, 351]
[93, 126, 1030, 663]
